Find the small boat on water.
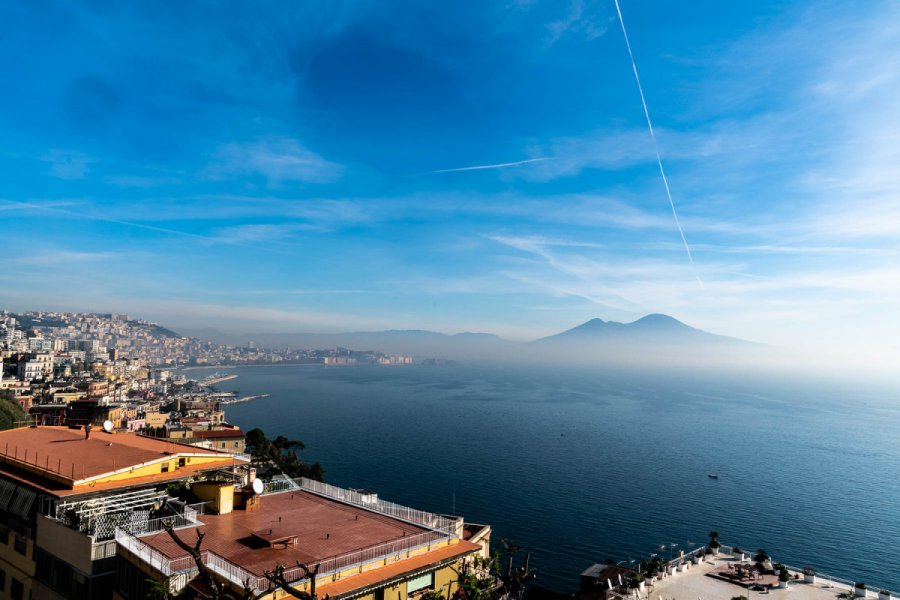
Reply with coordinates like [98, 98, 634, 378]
[708, 474, 719, 479]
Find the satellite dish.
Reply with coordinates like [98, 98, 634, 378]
[102, 420, 114, 432]
[252, 478, 264, 495]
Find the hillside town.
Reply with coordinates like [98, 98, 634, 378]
[0, 309, 412, 431]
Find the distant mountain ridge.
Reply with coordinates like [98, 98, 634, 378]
[534, 313, 752, 347]
[184, 313, 758, 364]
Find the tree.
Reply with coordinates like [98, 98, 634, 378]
[161, 520, 328, 600]
[244, 428, 324, 481]
[450, 541, 535, 600]
[0, 390, 26, 431]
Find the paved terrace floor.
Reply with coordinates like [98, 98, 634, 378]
[139, 490, 437, 577]
[643, 555, 866, 600]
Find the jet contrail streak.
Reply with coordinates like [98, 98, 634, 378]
[613, 0, 704, 289]
[428, 157, 554, 174]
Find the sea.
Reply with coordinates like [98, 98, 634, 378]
[184, 363, 900, 593]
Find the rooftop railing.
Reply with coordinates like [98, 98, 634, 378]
[115, 528, 197, 576]
[205, 529, 454, 593]
[297, 478, 459, 536]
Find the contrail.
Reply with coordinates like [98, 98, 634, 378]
[427, 157, 554, 174]
[613, 0, 704, 288]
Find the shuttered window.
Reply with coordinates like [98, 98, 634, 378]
[407, 572, 434, 593]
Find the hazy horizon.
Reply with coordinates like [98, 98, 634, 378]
[3, 2, 900, 366]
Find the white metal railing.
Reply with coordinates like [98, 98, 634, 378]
[262, 476, 301, 495]
[780, 563, 858, 591]
[115, 528, 196, 575]
[204, 529, 453, 592]
[206, 550, 265, 589]
[709, 546, 874, 594]
[91, 539, 118, 561]
[132, 512, 202, 536]
[298, 478, 458, 535]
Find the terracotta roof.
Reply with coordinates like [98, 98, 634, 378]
[0, 426, 245, 496]
[138, 490, 478, 585]
[316, 539, 481, 598]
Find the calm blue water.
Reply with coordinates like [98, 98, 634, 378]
[188, 363, 900, 592]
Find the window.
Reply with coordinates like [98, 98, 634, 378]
[178, 457, 186, 467]
[13, 534, 27, 555]
[160, 463, 170, 473]
[0, 567, 5, 591]
[11, 577, 23, 600]
[407, 572, 435, 597]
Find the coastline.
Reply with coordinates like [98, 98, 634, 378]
[181, 362, 325, 371]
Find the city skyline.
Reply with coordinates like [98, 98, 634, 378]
[2, 1, 900, 367]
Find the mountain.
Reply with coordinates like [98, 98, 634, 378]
[184, 314, 760, 365]
[536, 313, 749, 346]
[530, 314, 762, 366]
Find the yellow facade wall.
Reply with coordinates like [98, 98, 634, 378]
[255, 546, 462, 600]
[0, 528, 36, 600]
[80, 453, 230, 485]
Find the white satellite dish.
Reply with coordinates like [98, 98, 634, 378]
[252, 478, 264, 494]
[102, 420, 114, 432]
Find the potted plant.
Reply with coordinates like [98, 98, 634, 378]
[755, 550, 770, 573]
[802, 567, 816, 584]
[878, 590, 892, 600]
[709, 531, 721, 556]
[629, 573, 645, 591]
[855, 583, 868, 598]
[777, 564, 790, 589]
[646, 557, 663, 580]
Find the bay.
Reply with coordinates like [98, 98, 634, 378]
[188, 363, 900, 592]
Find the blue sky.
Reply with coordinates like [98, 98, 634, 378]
[2, 1, 900, 364]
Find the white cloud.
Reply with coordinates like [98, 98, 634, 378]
[207, 136, 342, 184]
[546, 0, 609, 44]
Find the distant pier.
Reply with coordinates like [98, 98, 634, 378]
[198, 373, 238, 386]
[218, 394, 270, 405]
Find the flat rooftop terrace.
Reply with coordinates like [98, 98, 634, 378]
[0, 426, 242, 495]
[647, 554, 871, 600]
[137, 489, 443, 577]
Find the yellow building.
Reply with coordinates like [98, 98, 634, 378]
[114, 479, 490, 600]
[0, 426, 247, 600]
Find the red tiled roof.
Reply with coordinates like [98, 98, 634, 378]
[316, 540, 481, 597]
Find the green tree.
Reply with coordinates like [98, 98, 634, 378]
[244, 428, 324, 481]
[451, 541, 535, 600]
[0, 390, 27, 431]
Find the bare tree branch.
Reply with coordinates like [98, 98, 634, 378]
[261, 562, 326, 600]
[162, 520, 252, 600]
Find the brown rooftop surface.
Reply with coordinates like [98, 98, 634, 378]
[138, 490, 454, 579]
[0, 426, 242, 493]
